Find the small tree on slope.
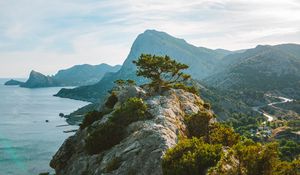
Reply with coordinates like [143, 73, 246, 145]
[133, 54, 191, 93]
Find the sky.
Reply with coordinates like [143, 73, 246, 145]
[0, 0, 300, 78]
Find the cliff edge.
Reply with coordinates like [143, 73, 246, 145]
[50, 86, 212, 175]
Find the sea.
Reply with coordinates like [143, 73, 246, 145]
[0, 79, 89, 175]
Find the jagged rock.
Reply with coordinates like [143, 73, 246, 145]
[21, 70, 58, 88]
[50, 87, 210, 175]
[117, 86, 147, 104]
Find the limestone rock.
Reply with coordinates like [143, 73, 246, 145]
[50, 87, 210, 175]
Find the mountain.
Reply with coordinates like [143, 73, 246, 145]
[21, 64, 121, 88]
[204, 44, 300, 100]
[54, 64, 121, 86]
[21, 70, 59, 88]
[51, 86, 213, 175]
[4, 79, 24, 86]
[55, 30, 232, 102]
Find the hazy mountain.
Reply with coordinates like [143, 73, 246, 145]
[54, 64, 121, 86]
[21, 64, 121, 88]
[56, 29, 232, 102]
[21, 70, 59, 88]
[4, 79, 24, 86]
[204, 44, 300, 99]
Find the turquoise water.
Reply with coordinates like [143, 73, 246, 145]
[0, 79, 89, 175]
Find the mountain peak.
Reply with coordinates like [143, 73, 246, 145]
[51, 86, 209, 174]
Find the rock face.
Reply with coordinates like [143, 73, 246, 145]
[50, 87, 210, 175]
[21, 70, 58, 88]
[4, 79, 24, 86]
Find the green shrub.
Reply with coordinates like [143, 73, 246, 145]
[105, 91, 118, 108]
[185, 111, 214, 139]
[273, 160, 300, 175]
[279, 139, 300, 161]
[203, 103, 211, 110]
[85, 97, 148, 155]
[85, 121, 124, 154]
[162, 137, 222, 175]
[173, 83, 198, 95]
[209, 123, 240, 147]
[110, 97, 148, 125]
[80, 111, 104, 130]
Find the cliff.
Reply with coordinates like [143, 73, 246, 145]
[50, 86, 212, 175]
[21, 70, 58, 88]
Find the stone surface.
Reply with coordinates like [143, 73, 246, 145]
[50, 87, 210, 175]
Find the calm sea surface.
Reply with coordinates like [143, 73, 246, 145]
[0, 79, 89, 175]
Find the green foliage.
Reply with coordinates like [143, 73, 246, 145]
[203, 103, 211, 110]
[105, 91, 118, 108]
[133, 54, 191, 93]
[209, 123, 240, 147]
[279, 139, 300, 161]
[85, 121, 124, 154]
[105, 157, 122, 173]
[273, 160, 300, 175]
[85, 97, 148, 155]
[172, 83, 198, 95]
[110, 97, 148, 125]
[162, 137, 222, 175]
[80, 111, 104, 130]
[226, 113, 264, 140]
[185, 111, 214, 140]
[114, 79, 136, 88]
[235, 142, 279, 175]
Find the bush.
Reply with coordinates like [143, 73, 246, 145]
[279, 139, 300, 161]
[173, 83, 198, 95]
[105, 91, 118, 108]
[209, 123, 240, 147]
[85, 121, 124, 154]
[185, 111, 214, 139]
[110, 97, 148, 125]
[273, 160, 300, 175]
[162, 137, 222, 175]
[238, 142, 279, 175]
[85, 97, 148, 155]
[80, 111, 104, 130]
[203, 103, 211, 110]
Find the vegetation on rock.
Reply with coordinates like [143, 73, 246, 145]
[80, 111, 104, 130]
[85, 97, 148, 154]
[133, 54, 193, 93]
[162, 138, 222, 175]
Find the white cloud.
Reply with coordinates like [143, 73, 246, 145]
[0, 0, 300, 77]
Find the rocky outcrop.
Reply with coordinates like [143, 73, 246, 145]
[4, 79, 24, 86]
[21, 70, 58, 88]
[50, 87, 211, 175]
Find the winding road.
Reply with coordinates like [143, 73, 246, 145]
[252, 94, 294, 122]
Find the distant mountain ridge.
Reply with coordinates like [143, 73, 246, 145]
[56, 29, 233, 102]
[54, 30, 300, 124]
[204, 44, 300, 99]
[19, 64, 121, 88]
